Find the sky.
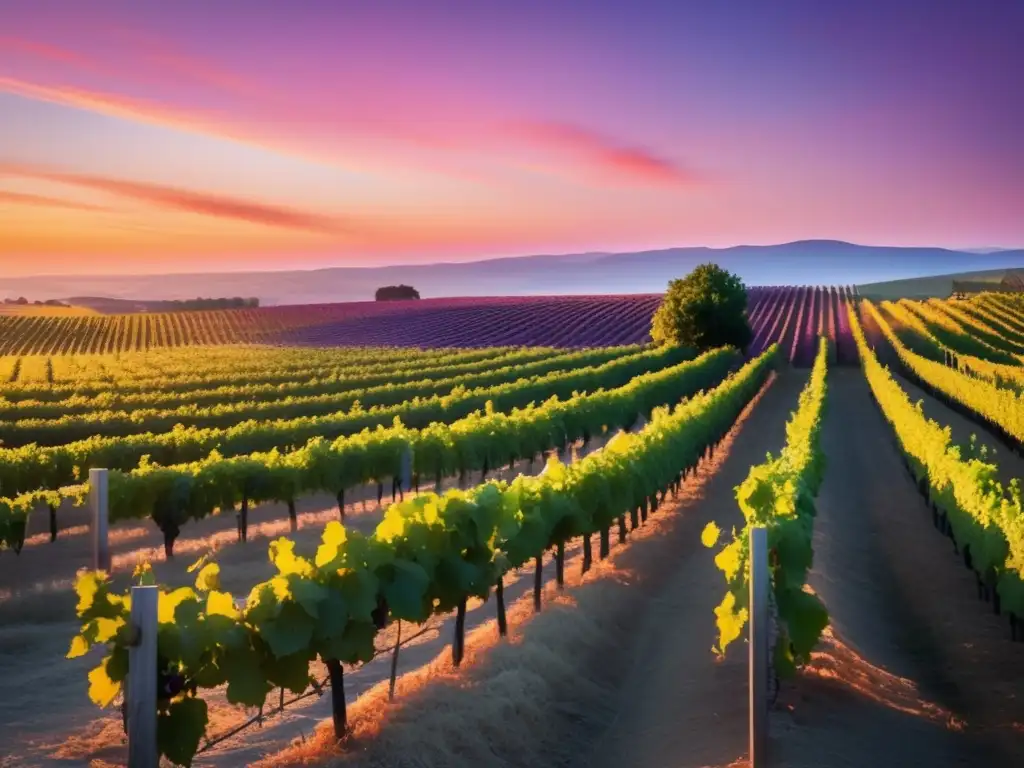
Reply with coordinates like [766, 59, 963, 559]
[0, 0, 1022, 277]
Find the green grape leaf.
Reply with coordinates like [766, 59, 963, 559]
[338, 568, 379, 621]
[701, 521, 721, 548]
[778, 588, 828, 662]
[74, 571, 124, 622]
[712, 591, 747, 656]
[192, 658, 228, 689]
[382, 559, 430, 621]
[67, 634, 90, 659]
[107, 645, 129, 683]
[244, 582, 280, 624]
[714, 538, 745, 582]
[269, 538, 313, 577]
[320, 620, 378, 665]
[264, 650, 313, 694]
[223, 646, 272, 707]
[157, 696, 208, 768]
[74, 571, 103, 615]
[159, 587, 199, 624]
[87, 657, 120, 707]
[258, 601, 316, 659]
[194, 563, 221, 593]
[315, 521, 348, 570]
[93, 616, 123, 644]
[314, 589, 349, 640]
[206, 590, 239, 619]
[287, 575, 329, 619]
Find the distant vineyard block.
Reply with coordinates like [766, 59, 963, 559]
[0, 288, 858, 354]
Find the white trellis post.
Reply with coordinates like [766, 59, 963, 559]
[89, 468, 110, 571]
[749, 525, 769, 768]
[128, 584, 159, 768]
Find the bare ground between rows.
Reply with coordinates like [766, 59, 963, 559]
[769, 368, 1024, 768]
[560, 367, 809, 768]
[0, 436, 609, 767]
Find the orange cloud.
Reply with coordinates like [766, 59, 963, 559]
[0, 76, 231, 136]
[0, 190, 110, 212]
[502, 121, 699, 186]
[0, 163, 344, 234]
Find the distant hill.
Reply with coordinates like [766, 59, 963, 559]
[0, 241, 1020, 306]
[857, 267, 1024, 300]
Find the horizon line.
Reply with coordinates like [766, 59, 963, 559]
[1, 239, 1021, 282]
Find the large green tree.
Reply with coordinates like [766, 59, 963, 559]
[651, 264, 752, 351]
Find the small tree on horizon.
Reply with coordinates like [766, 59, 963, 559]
[650, 264, 752, 351]
[375, 285, 421, 301]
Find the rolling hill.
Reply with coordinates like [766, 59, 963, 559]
[0, 241, 1019, 307]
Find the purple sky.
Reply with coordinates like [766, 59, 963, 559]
[0, 0, 1022, 275]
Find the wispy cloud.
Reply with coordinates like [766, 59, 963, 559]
[502, 121, 700, 186]
[0, 35, 700, 190]
[0, 164, 344, 234]
[0, 36, 97, 69]
[0, 190, 110, 212]
[0, 76, 228, 136]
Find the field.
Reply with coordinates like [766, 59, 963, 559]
[1, 287, 1023, 768]
[0, 287, 858, 355]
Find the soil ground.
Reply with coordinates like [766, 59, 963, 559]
[769, 369, 1024, 767]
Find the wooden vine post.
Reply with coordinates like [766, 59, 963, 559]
[128, 585, 158, 768]
[749, 525, 769, 768]
[90, 468, 110, 572]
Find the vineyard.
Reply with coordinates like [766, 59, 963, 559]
[0, 287, 862, 355]
[0, 285, 1023, 767]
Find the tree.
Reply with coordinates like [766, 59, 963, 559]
[650, 264, 752, 351]
[375, 285, 421, 301]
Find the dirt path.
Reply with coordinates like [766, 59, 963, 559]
[769, 369, 1024, 767]
[892, 371, 1024, 489]
[560, 367, 810, 768]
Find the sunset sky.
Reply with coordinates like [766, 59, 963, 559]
[1, 0, 1022, 276]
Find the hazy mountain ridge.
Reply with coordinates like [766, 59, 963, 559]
[1, 241, 1020, 306]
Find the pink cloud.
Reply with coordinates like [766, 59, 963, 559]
[0, 76, 231, 135]
[0, 35, 699, 190]
[0, 36, 97, 69]
[1, 163, 344, 234]
[502, 121, 700, 186]
[0, 190, 110, 212]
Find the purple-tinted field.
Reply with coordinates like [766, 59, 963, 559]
[272, 287, 859, 366]
[0, 287, 858, 356]
[273, 295, 663, 348]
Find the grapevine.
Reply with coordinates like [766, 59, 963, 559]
[67, 345, 780, 766]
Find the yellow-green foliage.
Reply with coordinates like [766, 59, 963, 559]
[704, 337, 829, 675]
[850, 303, 1024, 618]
